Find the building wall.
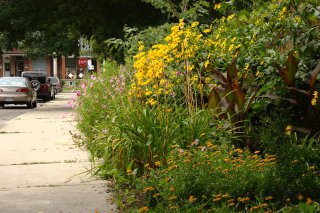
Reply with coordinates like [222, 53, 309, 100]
[1, 53, 100, 79]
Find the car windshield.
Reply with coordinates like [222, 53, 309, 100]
[22, 72, 47, 83]
[0, 77, 27, 86]
[49, 77, 58, 83]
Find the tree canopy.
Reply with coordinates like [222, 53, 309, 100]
[0, 0, 166, 57]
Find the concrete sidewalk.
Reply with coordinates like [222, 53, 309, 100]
[0, 93, 117, 213]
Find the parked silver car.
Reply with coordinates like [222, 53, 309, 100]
[48, 76, 62, 93]
[0, 77, 37, 108]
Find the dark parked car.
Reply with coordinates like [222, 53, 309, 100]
[48, 76, 62, 93]
[0, 77, 37, 108]
[21, 71, 55, 102]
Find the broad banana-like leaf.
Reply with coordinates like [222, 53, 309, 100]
[234, 84, 245, 111]
[276, 53, 298, 87]
[206, 65, 228, 85]
[227, 58, 238, 82]
[224, 83, 235, 105]
[208, 87, 222, 114]
[309, 61, 320, 88]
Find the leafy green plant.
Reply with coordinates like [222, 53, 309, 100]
[273, 53, 320, 132]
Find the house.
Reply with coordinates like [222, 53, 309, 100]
[0, 48, 101, 86]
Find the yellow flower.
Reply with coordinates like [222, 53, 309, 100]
[126, 168, 132, 175]
[148, 99, 157, 106]
[169, 196, 177, 200]
[285, 125, 292, 136]
[189, 195, 197, 203]
[311, 91, 318, 106]
[227, 14, 235, 20]
[191, 21, 199, 28]
[144, 90, 152, 96]
[214, 3, 221, 10]
[204, 60, 210, 68]
[155, 161, 161, 167]
[244, 64, 250, 70]
[228, 44, 235, 52]
[204, 29, 211, 33]
[139, 206, 149, 212]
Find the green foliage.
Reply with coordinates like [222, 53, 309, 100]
[73, 1, 320, 212]
[133, 133, 320, 212]
[0, 0, 165, 57]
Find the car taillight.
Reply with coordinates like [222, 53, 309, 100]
[16, 88, 29, 92]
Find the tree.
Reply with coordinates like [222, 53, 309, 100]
[0, 0, 165, 57]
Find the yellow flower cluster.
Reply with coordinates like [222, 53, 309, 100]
[131, 17, 244, 106]
[311, 91, 318, 106]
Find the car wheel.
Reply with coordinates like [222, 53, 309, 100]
[31, 80, 41, 91]
[27, 102, 32, 108]
[0, 103, 4, 108]
[33, 100, 37, 108]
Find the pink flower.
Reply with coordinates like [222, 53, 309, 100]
[194, 139, 199, 145]
[90, 75, 96, 80]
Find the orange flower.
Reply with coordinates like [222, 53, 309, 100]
[139, 206, 149, 212]
[155, 161, 161, 167]
[265, 196, 273, 201]
[143, 187, 155, 193]
[169, 196, 177, 201]
[238, 197, 250, 203]
[153, 193, 161, 198]
[297, 194, 304, 200]
[306, 197, 312, 205]
[213, 197, 221, 202]
[189, 195, 197, 203]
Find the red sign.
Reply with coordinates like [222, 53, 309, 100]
[78, 58, 87, 67]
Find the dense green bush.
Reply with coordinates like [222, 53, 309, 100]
[74, 0, 320, 212]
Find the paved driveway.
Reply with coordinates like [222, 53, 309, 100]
[0, 92, 117, 213]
